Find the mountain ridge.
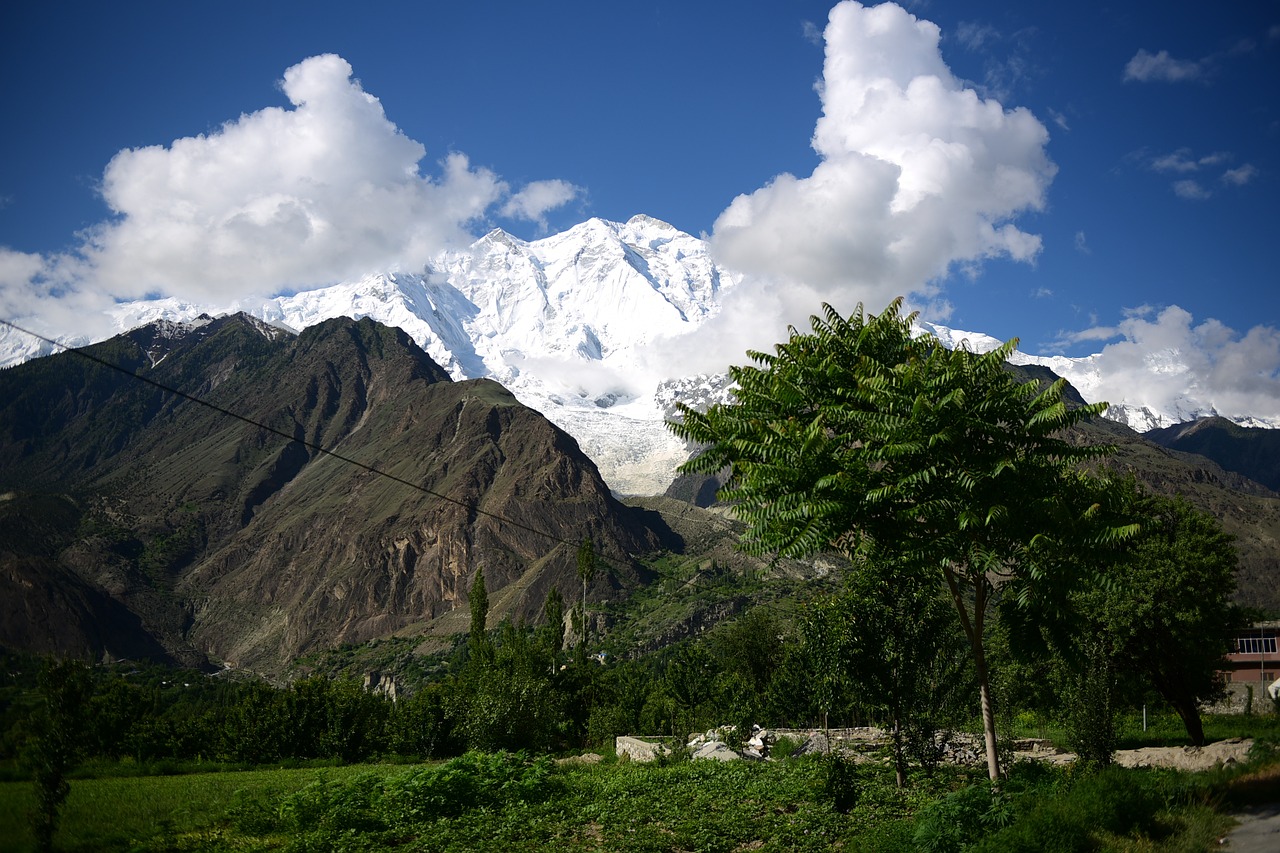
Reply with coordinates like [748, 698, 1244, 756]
[2, 215, 1274, 494]
[0, 313, 674, 674]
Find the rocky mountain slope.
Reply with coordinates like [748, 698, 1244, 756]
[0, 314, 675, 674]
[1145, 417, 1280, 493]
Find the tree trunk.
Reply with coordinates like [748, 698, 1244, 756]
[942, 565, 1000, 782]
[1160, 679, 1207, 746]
[972, 636, 1001, 782]
[891, 714, 907, 788]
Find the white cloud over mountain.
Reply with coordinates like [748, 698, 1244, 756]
[703, 0, 1055, 363]
[0, 54, 575, 336]
[1053, 306, 1280, 425]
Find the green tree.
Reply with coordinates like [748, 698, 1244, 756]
[797, 597, 846, 732]
[454, 621, 562, 752]
[710, 606, 790, 701]
[1075, 490, 1240, 746]
[671, 299, 1135, 781]
[837, 558, 971, 786]
[21, 658, 93, 852]
[1060, 637, 1119, 768]
[469, 567, 491, 666]
[575, 537, 596, 660]
[664, 643, 717, 737]
[540, 586, 566, 670]
[221, 680, 288, 763]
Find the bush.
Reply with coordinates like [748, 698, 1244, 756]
[912, 782, 996, 853]
[378, 751, 559, 825]
[821, 754, 862, 813]
[278, 772, 384, 834]
[969, 766, 1162, 853]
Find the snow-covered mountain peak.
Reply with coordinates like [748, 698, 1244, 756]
[4, 216, 1275, 494]
[915, 321, 1007, 354]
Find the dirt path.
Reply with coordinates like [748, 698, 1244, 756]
[1222, 804, 1280, 852]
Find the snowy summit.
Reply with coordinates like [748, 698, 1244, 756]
[1, 216, 1273, 494]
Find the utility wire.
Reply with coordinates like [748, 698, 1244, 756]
[0, 316, 587, 551]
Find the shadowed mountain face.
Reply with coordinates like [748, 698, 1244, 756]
[1145, 417, 1280, 494]
[0, 314, 672, 674]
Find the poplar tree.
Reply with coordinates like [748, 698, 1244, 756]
[469, 567, 491, 665]
[576, 538, 596, 660]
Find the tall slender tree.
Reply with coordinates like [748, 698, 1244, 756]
[22, 659, 92, 852]
[576, 537, 596, 659]
[671, 299, 1136, 781]
[469, 567, 491, 665]
[541, 586, 566, 672]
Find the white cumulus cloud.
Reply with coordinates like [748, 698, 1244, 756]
[499, 180, 583, 230]
[1069, 307, 1280, 424]
[1173, 179, 1212, 200]
[3, 54, 579, 320]
[1222, 164, 1259, 186]
[690, 0, 1054, 372]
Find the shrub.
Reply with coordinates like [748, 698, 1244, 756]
[378, 751, 560, 826]
[277, 772, 384, 834]
[821, 754, 862, 813]
[969, 766, 1162, 853]
[911, 782, 995, 853]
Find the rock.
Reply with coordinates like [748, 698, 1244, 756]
[615, 736, 670, 763]
[793, 732, 830, 756]
[747, 726, 774, 758]
[692, 740, 740, 761]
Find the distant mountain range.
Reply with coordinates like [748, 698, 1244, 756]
[1, 313, 1277, 678]
[2, 215, 1274, 495]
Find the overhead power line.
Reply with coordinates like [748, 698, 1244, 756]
[0, 316, 585, 551]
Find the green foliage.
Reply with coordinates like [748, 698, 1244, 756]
[576, 536, 597, 655]
[385, 685, 450, 759]
[468, 566, 491, 665]
[1073, 489, 1242, 746]
[966, 766, 1163, 853]
[821, 753, 863, 813]
[21, 658, 93, 851]
[912, 781, 1000, 852]
[540, 585, 566, 665]
[1060, 639, 1119, 769]
[663, 642, 718, 736]
[378, 750, 560, 821]
[2, 746, 1278, 852]
[671, 298, 1136, 780]
[234, 750, 562, 849]
[836, 558, 973, 783]
[671, 299, 1121, 567]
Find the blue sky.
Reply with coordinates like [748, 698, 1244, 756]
[1, 1, 1277, 400]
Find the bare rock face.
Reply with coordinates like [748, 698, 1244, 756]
[0, 314, 672, 674]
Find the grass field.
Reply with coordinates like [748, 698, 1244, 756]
[0, 763, 404, 853]
[1, 716, 1277, 853]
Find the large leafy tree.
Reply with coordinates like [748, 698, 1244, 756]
[1074, 490, 1241, 745]
[836, 558, 972, 787]
[670, 299, 1134, 780]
